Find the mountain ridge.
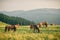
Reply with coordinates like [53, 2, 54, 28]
[0, 8, 60, 24]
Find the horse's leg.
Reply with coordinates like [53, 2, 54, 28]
[35, 25, 40, 33]
[43, 24, 45, 27]
[37, 28, 40, 33]
[39, 25, 41, 27]
[33, 28, 35, 33]
[38, 29, 40, 33]
[5, 27, 7, 32]
[39, 25, 40, 27]
[8, 28, 10, 31]
[46, 25, 48, 27]
[14, 27, 16, 32]
[35, 26, 40, 33]
[45, 24, 48, 27]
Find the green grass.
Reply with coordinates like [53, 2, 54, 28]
[0, 21, 9, 27]
[0, 22, 60, 40]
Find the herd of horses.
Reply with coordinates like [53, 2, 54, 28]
[5, 21, 49, 33]
[30, 21, 48, 33]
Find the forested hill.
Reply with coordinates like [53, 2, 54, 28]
[0, 13, 35, 25]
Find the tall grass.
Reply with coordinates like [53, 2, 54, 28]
[0, 25, 60, 40]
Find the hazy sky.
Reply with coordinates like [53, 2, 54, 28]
[0, 0, 60, 11]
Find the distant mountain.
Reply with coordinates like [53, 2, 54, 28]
[0, 8, 60, 24]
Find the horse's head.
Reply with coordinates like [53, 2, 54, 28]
[30, 24, 34, 29]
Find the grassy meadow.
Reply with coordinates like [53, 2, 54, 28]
[0, 22, 60, 40]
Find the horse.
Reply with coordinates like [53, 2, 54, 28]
[44, 21, 48, 27]
[5, 24, 19, 32]
[39, 21, 48, 27]
[30, 24, 40, 33]
[50, 24, 56, 26]
[39, 22, 43, 27]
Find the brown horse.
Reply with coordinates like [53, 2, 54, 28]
[5, 24, 19, 32]
[30, 24, 40, 33]
[39, 22, 43, 27]
[44, 21, 48, 27]
[39, 21, 48, 27]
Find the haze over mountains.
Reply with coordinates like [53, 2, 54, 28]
[0, 8, 60, 24]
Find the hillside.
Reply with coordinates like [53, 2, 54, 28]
[0, 13, 34, 25]
[0, 8, 60, 24]
[0, 21, 9, 27]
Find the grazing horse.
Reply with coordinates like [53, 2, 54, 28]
[44, 21, 48, 27]
[50, 24, 56, 26]
[39, 22, 43, 27]
[30, 24, 40, 33]
[5, 24, 19, 32]
[39, 21, 48, 27]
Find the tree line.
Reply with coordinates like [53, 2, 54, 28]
[0, 13, 35, 25]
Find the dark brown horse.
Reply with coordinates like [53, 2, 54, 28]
[5, 24, 19, 32]
[50, 24, 56, 26]
[30, 24, 40, 33]
[44, 21, 48, 27]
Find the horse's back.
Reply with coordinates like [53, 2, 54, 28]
[5, 25, 11, 28]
